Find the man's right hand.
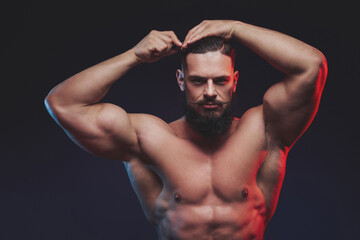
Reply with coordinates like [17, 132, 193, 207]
[133, 30, 182, 63]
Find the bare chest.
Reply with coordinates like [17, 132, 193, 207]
[126, 133, 272, 229]
[151, 137, 267, 204]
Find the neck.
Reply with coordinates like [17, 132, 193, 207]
[182, 116, 238, 152]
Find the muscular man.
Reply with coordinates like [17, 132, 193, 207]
[45, 20, 327, 239]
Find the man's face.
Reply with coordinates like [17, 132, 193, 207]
[177, 51, 239, 118]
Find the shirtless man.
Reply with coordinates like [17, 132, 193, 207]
[45, 20, 327, 239]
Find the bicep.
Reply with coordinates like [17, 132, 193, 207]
[54, 103, 141, 161]
[263, 61, 327, 149]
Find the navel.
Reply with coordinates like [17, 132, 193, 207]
[174, 192, 182, 203]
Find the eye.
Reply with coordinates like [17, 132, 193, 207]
[191, 79, 204, 85]
[214, 78, 227, 84]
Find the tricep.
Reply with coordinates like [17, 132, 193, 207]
[45, 98, 140, 161]
[263, 55, 328, 149]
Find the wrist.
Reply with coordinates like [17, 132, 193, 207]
[127, 47, 143, 66]
[230, 21, 245, 40]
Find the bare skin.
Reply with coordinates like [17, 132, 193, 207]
[45, 20, 327, 239]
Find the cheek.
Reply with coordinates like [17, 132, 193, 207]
[185, 86, 202, 100]
[218, 86, 233, 99]
[184, 90, 196, 104]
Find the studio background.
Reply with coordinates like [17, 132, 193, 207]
[1, 0, 359, 239]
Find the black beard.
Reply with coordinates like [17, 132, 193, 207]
[184, 104, 234, 137]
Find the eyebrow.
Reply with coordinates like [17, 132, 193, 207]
[188, 75, 231, 80]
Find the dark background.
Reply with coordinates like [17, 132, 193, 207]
[1, 0, 359, 239]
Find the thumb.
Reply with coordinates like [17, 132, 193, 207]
[167, 43, 181, 56]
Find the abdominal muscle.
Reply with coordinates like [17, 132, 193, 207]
[155, 184, 267, 240]
[127, 109, 278, 239]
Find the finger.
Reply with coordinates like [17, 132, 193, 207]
[167, 41, 181, 56]
[155, 33, 180, 57]
[183, 21, 209, 48]
[184, 21, 206, 41]
[151, 31, 181, 57]
[166, 31, 182, 47]
[161, 34, 181, 56]
[157, 33, 174, 53]
[184, 27, 208, 47]
[186, 28, 212, 46]
[149, 36, 168, 55]
[183, 22, 205, 46]
[158, 32, 180, 55]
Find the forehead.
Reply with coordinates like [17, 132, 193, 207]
[185, 51, 233, 77]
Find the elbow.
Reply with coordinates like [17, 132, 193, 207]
[317, 52, 328, 87]
[44, 93, 67, 123]
[44, 97, 59, 127]
[44, 94, 60, 122]
[290, 52, 327, 98]
[313, 50, 327, 76]
[44, 93, 54, 113]
[303, 51, 328, 88]
[45, 94, 75, 129]
[44, 93, 59, 114]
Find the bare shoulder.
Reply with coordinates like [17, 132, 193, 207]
[128, 113, 176, 137]
[230, 105, 267, 149]
[241, 105, 264, 121]
[236, 105, 266, 133]
[126, 113, 180, 165]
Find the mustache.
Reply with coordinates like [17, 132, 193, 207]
[189, 99, 231, 106]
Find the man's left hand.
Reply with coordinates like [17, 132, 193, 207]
[182, 20, 237, 49]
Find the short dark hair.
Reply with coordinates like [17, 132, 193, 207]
[180, 36, 235, 71]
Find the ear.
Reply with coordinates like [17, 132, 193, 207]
[232, 70, 239, 93]
[176, 69, 185, 91]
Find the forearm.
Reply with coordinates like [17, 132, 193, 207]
[232, 21, 324, 75]
[45, 48, 139, 108]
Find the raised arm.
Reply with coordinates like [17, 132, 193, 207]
[45, 30, 182, 161]
[182, 20, 327, 150]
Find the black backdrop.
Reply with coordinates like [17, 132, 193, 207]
[1, 0, 359, 239]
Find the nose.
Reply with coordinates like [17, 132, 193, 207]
[204, 80, 217, 98]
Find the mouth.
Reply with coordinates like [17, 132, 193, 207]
[202, 103, 219, 109]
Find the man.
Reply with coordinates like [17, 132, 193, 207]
[45, 20, 327, 239]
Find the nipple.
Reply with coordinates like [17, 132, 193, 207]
[241, 187, 249, 199]
[174, 192, 182, 203]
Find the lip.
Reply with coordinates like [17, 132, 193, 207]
[202, 104, 218, 109]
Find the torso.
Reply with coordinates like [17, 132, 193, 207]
[124, 105, 288, 240]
